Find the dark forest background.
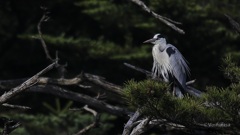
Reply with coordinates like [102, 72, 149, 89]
[0, 0, 240, 134]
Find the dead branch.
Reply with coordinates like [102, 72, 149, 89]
[37, 7, 53, 61]
[0, 72, 124, 106]
[2, 103, 31, 110]
[27, 85, 131, 117]
[0, 77, 82, 88]
[130, 0, 185, 34]
[36, 8, 68, 78]
[0, 117, 21, 135]
[0, 73, 122, 96]
[124, 63, 151, 77]
[0, 61, 57, 104]
[122, 110, 141, 135]
[84, 73, 122, 95]
[73, 105, 100, 135]
[130, 117, 152, 135]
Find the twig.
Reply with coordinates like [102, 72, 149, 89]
[73, 105, 100, 135]
[186, 79, 196, 85]
[0, 61, 57, 104]
[130, 0, 185, 34]
[0, 117, 21, 135]
[2, 103, 31, 110]
[124, 63, 151, 76]
[36, 9, 68, 78]
[37, 7, 53, 61]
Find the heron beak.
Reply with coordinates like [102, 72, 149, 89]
[143, 38, 156, 43]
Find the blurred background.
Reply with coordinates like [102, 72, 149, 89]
[0, 0, 240, 134]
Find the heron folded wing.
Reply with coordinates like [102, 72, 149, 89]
[167, 45, 190, 90]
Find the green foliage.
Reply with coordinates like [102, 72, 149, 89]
[43, 98, 73, 115]
[222, 53, 240, 82]
[123, 59, 240, 128]
[123, 80, 211, 125]
[1, 112, 116, 135]
[123, 79, 170, 108]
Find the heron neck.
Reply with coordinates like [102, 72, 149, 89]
[156, 40, 167, 51]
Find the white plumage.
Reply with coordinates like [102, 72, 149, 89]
[144, 33, 190, 98]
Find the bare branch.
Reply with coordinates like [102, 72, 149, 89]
[74, 122, 98, 135]
[124, 63, 151, 77]
[122, 110, 141, 135]
[0, 72, 124, 105]
[2, 103, 31, 110]
[0, 73, 122, 96]
[0, 61, 57, 104]
[0, 76, 82, 88]
[27, 85, 131, 117]
[186, 79, 196, 85]
[84, 73, 123, 95]
[37, 8, 53, 61]
[1, 117, 21, 135]
[130, 117, 151, 135]
[36, 10, 68, 78]
[73, 105, 100, 135]
[130, 0, 185, 34]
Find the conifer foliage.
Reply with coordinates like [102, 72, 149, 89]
[123, 54, 240, 134]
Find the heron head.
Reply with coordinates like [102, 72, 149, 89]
[143, 33, 165, 44]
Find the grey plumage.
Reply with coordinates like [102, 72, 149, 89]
[144, 33, 190, 98]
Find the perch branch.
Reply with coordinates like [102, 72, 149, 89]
[122, 109, 141, 135]
[0, 61, 57, 104]
[130, 0, 185, 34]
[124, 62, 203, 97]
[130, 117, 151, 135]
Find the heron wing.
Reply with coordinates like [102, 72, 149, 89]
[166, 44, 190, 89]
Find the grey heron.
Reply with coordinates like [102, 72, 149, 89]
[143, 33, 190, 98]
